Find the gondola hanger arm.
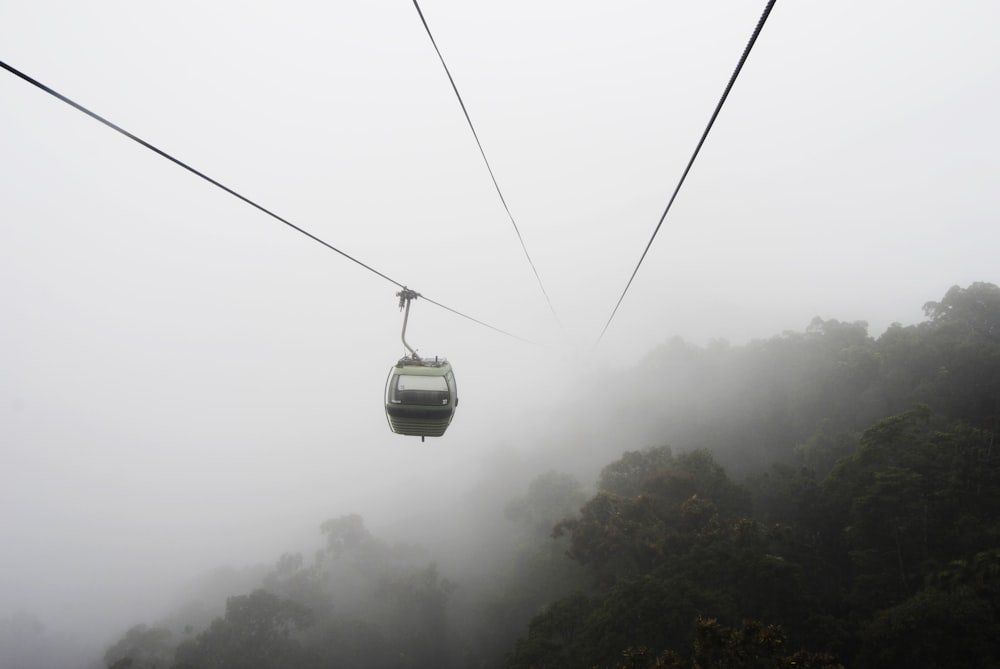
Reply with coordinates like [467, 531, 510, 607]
[396, 288, 422, 360]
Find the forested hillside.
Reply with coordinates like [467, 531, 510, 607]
[80, 283, 1000, 668]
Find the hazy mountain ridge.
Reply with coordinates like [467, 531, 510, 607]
[7, 282, 999, 668]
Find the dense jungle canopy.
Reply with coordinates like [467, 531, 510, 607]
[7, 282, 1000, 669]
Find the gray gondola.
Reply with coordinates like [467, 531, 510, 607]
[384, 357, 458, 439]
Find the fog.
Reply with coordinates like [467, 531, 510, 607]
[2, 0, 999, 664]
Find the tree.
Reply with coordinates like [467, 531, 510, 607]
[555, 449, 750, 581]
[922, 281, 1000, 339]
[172, 589, 313, 669]
[877, 283, 1000, 425]
[691, 618, 844, 669]
[505, 592, 594, 669]
[856, 587, 996, 669]
[518, 449, 818, 667]
[104, 625, 174, 669]
[597, 446, 676, 498]
[825, 407, 1000, 615]
[320, 514, 372, 558]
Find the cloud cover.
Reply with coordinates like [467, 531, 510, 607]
[1, 0, 998, 645]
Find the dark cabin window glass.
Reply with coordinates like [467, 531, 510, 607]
[392, 374, 450, 405]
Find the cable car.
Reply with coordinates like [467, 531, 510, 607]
[385, 356, 458, 440]
[385, 288, 458, 440]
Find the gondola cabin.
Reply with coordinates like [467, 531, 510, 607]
[385, 358, 457, 439]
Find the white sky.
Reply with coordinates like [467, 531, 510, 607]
[2, 0, 999, 645]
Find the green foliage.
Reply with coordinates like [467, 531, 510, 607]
[856, 586, 998, 668]
[792, 421, 859, 478]
[824, 408, 1000, 613]
[511, 615, 845, 669]
[95, 282, 1000, 669]
[923, 281, 1000, 339]
[506, 592, 594, 669]
[598, 446, 676, 497]
[301, 618, 393, 669]
[555, 448, 750, 582]
[374, 563, 455, 667]
[691, 618, 844, 669]
[881, 282, 1000, 425]
[171, 590, 312, 669]
[320, 513, 372, 557]
[514, 340, 1000, 668]
[157, 513, 464, 669]
[261, 552, 331, 619]
[104, 625, 173, 669]
[517, 449, 818, 667]
[606, 282, 1000, 480]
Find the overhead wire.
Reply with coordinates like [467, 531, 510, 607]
[411, 0, 563, 331]
[596, 0, 778, 345]
[0, 58, 538, 346]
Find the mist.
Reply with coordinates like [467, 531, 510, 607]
[2, 0, 999, 667]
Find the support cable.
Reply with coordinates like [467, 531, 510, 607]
[596, 0, 778, 345]
[0, 58, 537, 345]
[411, 0, 562, 330]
